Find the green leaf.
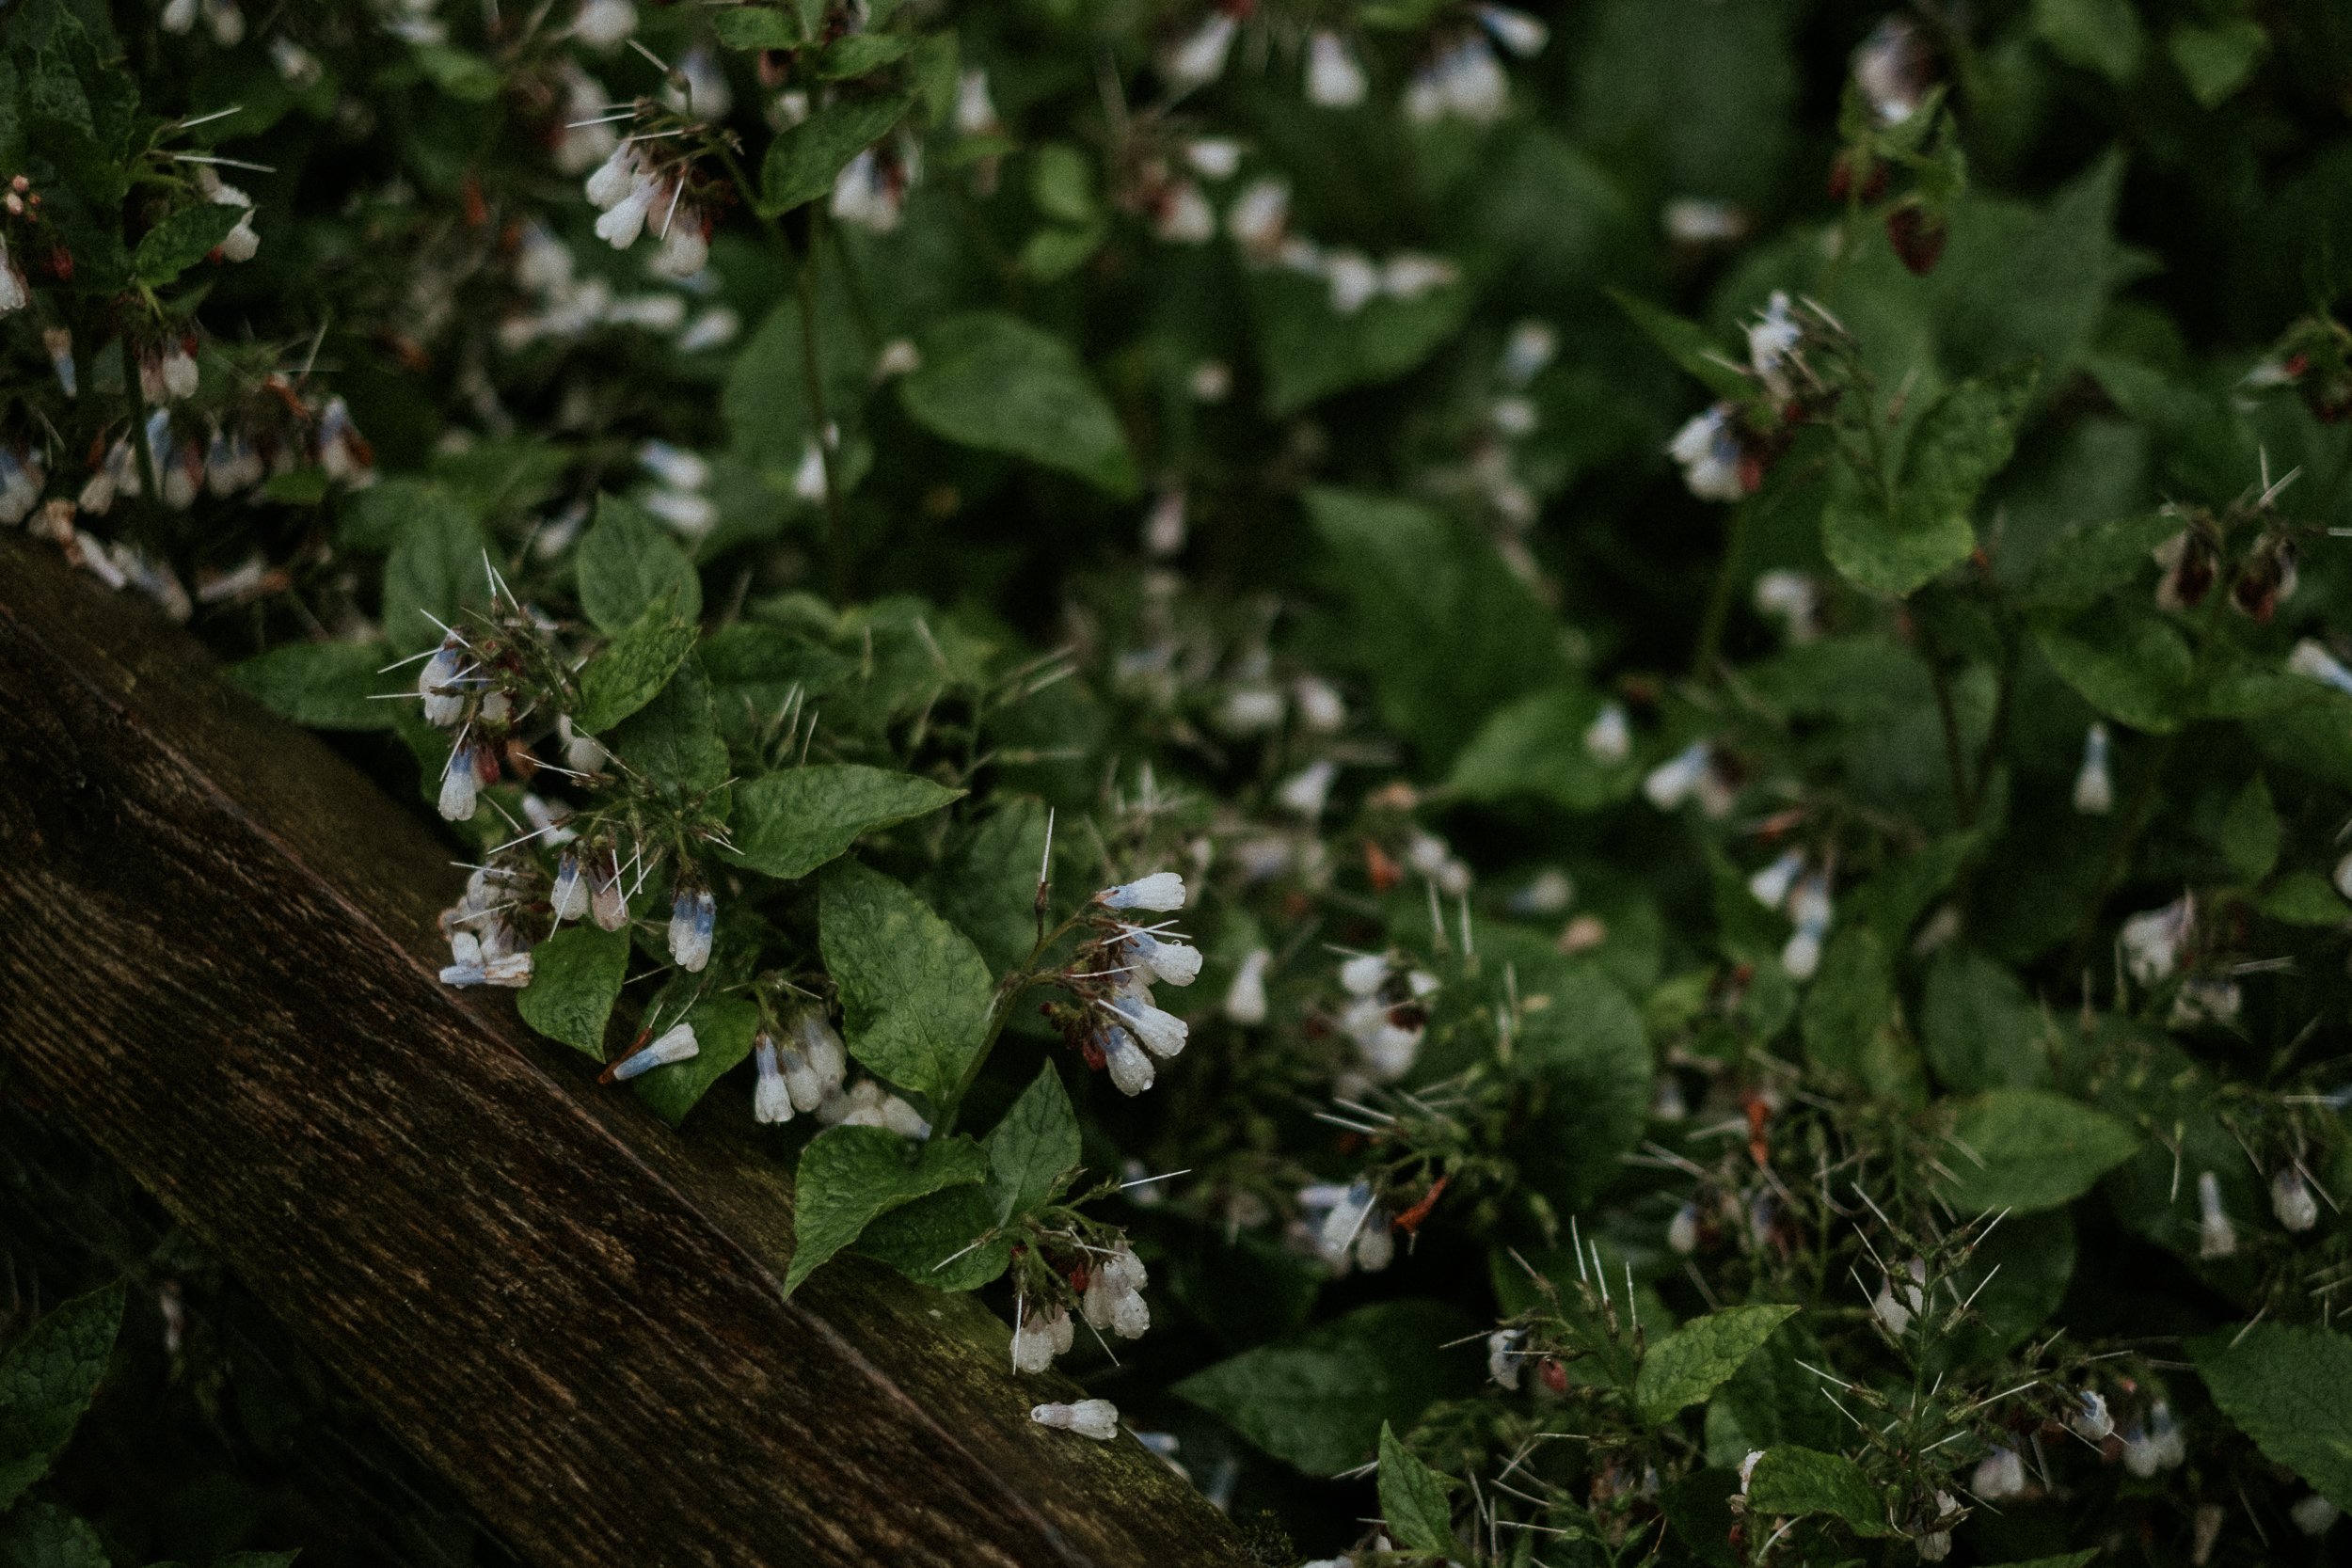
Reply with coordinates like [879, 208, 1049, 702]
[2193, 1323, 2352, 1509]
[1513, 967, 1654, 1212]
[0, 1280, 124, 1510]
[1607, 289, 1753, 402]
[1744, 1446, 1892, 1535]
[2025, 513, 2176, 609]
[1940, 1089, 2139, 1213]
[0, 1500, 110, 1568]
[2031, 600, 2193, 735]
[712, 6, 801, 49]
[574, 594, 698, 735]
[411, 44, 501, 101]
[818, 863, 994, 1105]
[1801, 927, 1892, 1078]
[899, 312, 1137, 498]
[818, 32, 914, 78]
[723, 766, 963, 881]
[930, 799, 1054, 976]
[785, 1126, 987, 1295]
[607, 654, 727, 800]
[984, 1063, 1080, 1225]
[2032, 0, 2143, 84]
[1921, 948, 2048, 1092]
[1018, 224, 1103, 284]
[2169, 22, 2266, 108]
[263, 468, 330, 506]
[514, 921, 630, 1059]
[848, 1183, 1009, 1290]
[133, 201, 245, 286]
[757, 92, 913, 217]
[700, 623, 857, 739]
[2220, 774, 2280, 882]
[1026, 143, 1097, 225]
[2260, 871, 2348, 927]
[1633, 1304, 1799, 1426]
[1822, 491, 1975, 598]
[227, 642, 404, 732]
[1307, 487, 1570, 767]
[1172, 1300, 1483, 1476]
[1660, 1467, 1740, 1568]
[1902, 362, 2040, 525]
[381, 499, 491, 655]
[576, 493, 701, 635]
[1942, 1208, 2075, 1360]
[1249, 266, 1472, 418]
[1448, 685, 1643, 813]
[1377, 1422, 1454, 1555]
[629, 993, 760, 1127]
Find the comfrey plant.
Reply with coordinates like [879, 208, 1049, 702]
[14, 0, 2352, 1560]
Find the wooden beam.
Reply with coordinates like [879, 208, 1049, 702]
[0, 535, 1251, 1568]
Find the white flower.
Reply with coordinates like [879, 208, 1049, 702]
[1219, 685, 1284, 733]
[1783, 871, 1833, 979]
[1500, 321, 1555, 388]
[550, 853, 591, 922]
[202, 0, 243, 44]
[1030, 1399, 1119, 1440]
[1113, 998, 1187, 1060]
[1871, 1279, 1912, 1337]
[1101, 871, 1186, 911]
[831, 148, 905, 233]
[677, 307, 740, 353]
[2073, 723, 2113, 814]
[1972, 1448, 2026, 1501]
[792, 441, 828, 501]
[1746, 291, 1800, 399]
[1141, 487, 1188, 557]
[162, 344, 199, 401]
[613, 1022, 699, 1080]
[798, 1013, 847, 1098]
[2292, 1495, 2342, 1537]
[1381, 253, 1458, 301]
[1486, 1329, 1524, 1389]
[595, 179, 660, 249]
[669, 887, 715, 972]
[1667, 1201, 1699, 1255]
[1123, 929, 1202, 986]
[2288, 639, 2352, 697]
[1153, 182, 1216, 244]
[1187, 139, 1243, 181]
[2120, 895, 2194, 986]
[2124, 1402, 2185, 1475]
[1279, 759, 1338, 816]
[1407, 35, 1507, 124]
[585, 147, 641, 210]
[1225, 948, 1271, 1024]
[558, 714, 608, 776]
[1323, 250, 1379, 315]
[637, 439, 708, 492]
[1474, 3, 1547, 56]
[438, 746, 483, 821]
[418, 638, 468, 725]
[1852, 15, 1928, 126]
[664, 44, 732, 121]
[1340, 953, 1390, 996]
[573, 0, 633, 46]
[1747, 849, 1804, 911]
[955, 69, 1003, 137]
[2197, 1170, 2237, 1258]
[1738, 1450, 1764, 1493]
[644, 488, 716, 536]
[1101, 1026, 1155, 1095]
[1752, 569, 1818, 641]
[1292, 677, 1344, 732]
[1226, 179, 1289, 258]
[2273, 1165, 2319, 1231]
[1306, 30, 1367, 106]
[1164, 10, 1238, 89]
[162, 0, 198, 32]
[1354, 1218, 1393, 1270]
[1082, 1247, 1151, 1338]
[1664, 198, 1745, 244]
[1011, 1299, 1061, 1373]
[649, 217, 708, 279]
[1668, 404, 1747, 501]
[1582, 701, 1630, 764]
[1313, 1183, 1376, 1268]
[2071, 1389, 2112, 1443]
[270, 34, 322, 86]
[1644, 740, 1712, 811]
[880, 1093, 930, 1140]
[753, 1037, 794, 1123]
[589, 857, 629, 931]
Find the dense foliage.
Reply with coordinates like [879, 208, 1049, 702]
[9, 0, 2352, 1561]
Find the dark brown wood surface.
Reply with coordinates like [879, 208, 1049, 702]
[0, 534, 1254, 1568]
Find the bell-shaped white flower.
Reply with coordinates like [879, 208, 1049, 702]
[438, 745, 483, 821]
[1164, 10, 1238, 88]
[2289, 639, 2352, 697]
[2273, 1165, 2319, 1231]
[1123, 929, 1202, 986]
[573, 0, 634, 46]
[1010, 1299, 1062, 1373]
[2072, 1389, 2113, 1442]
[1340, 952, 1390, 996]
[1278, 758, 1338, 816]
[613, 1022, 698, 1080]
[1972, 1447, 2026, 1501]
[1225, 947, 1271, 1024]
[1644, 740, 1712, 810]
[1747, 849, 1804, 911]
[2291, 1495, 2341, 1537]
[595, 178, 660, 249]
[1473, 4, 1547, 56]
[1101, 1026, 1155, 1095]
[752, 1036, 794, 1124]
[1030, 1399, 1119, 1440]
[1112, 997, 1187, 1061]
[2198, 1170, 2237, 1258]
[2074, 723, 2113, 814]
[1306, 30, 1367, 106]
[1667, 1201, 1699, 1255]
[2121, 895, 2194, 986]
[1486, 1329, 1524, 1389]
[590, 857, 630, 932]
[668, 886, 715, 972]
[1582, 701, 1631, 763]
[550, 852, 591, 922]
[1101, 871, 1186, 911]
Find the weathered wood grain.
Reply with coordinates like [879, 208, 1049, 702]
[0, 535, 1252, 1568]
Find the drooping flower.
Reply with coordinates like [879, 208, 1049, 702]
[1583, 702, 1631, 763]
[1152, 182, 1216, 245]
[1486, 1328, 1525, 1389]
[438, 743, 485, 821]
[1644, 741, 1712, 811]
[2290, 1495, 2341, 1537]
[1473, 3, 1548, 56]
[613, 1022, 699, 1080]
[1110, 996, 1188, 1061]
[1163, 9, 1238, 90]
[2288, 639, 2352, 698]
[2197, 1170, 2235, 1259]
[550, 851, 591, 922]
[1667, 404, 1752, 502]
[1081, 1245, 1152, 1339]
[1783, 871, 1833, 980]
[1747, 849, 1804, 911]
[2273, 1165, 2319, 1232]
[1972, 1447, 2026, 1501]
[2120, 895, 2194, 986]
[1851, 15, 1931, 125]
[1305, 30, 1367, 107]
[589, 851, 630, 931]
[1406, 34, 1508, 123]
[1121, 928, 1202, 986]
[43, 327, 74, 396]
[1099, 1026, 1155, 1095]
[1752, 569, 1819, 641]
[1030, 1399, 1119, 1439]
[1225, 947, 1271, 1024]
[668, 886, 715, 972]
[1100, 871, 1186, 911]
[2073, 723, 2113, 815]
[573, 0, 634, 47]
[1746, 291, 1801, 398]
[1667, 1201, 1699, 1255]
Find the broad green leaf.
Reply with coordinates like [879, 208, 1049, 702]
[607, 654, 727, 801]
[514, 921, 629, 1059]
[2024, 513, 2176, 609]
[1941, 1208, 2074, 1362]
[757, 92, 913, 217]
[1801, 927, 1892, 1078]
[848, 1183, 1009, 1290]
[699, 623, 857, 740]
[1940, 1089, 2139, 1213]
[338, 478, 466, 552]
[227, 642, 403, 731]
[574, 593, 698, 735]
[2169, 22, 2266, 108]
[1660, 1467, 1740, 1568]
[576, 493, 701, 635]
[630, 993, 760, 1127]
[1921, 948, 2048, 1092]
[1513, 967, 1653, 1212]
[1744, 1445, 1891, 1535]
[0, 1280, 124, 1511]
[1250, 267, 1472, 418]
[2032, 0, 2143, 84]
[1633, 1304, 1798, 1426]
[2031, 600, 2193, 735]
[1019, 224, 1102, 284]
[985, 1063, 1080, 1225]
[1027, 143, 1096, 224]
[1377, 1422, 1454, 1555]
[1701, 1317, 1843, 1467]
[1608, 289, 1753, 402]
[1902, 362, 2040, 525]
[712, 6, 801, 48]
[818, 32, 914, 78]
[1307, 487, 1569, 767]
[785, 1126, 987, 1294]
[381, 500, 491, 655]
[1448, 685, 1643, 813]
[133, 201, 245, 286]
[2220, 774, 2280, 882]
[1172, 1299, 1483, 1476]
[1746, 638, 1936, 724]
[930, 799, 1054, 976]
[723, 766, 962, 881]
[818, 863, 994, 1105]
[900, 312, 1137, 498]
[0, 1500, 110, 1568]
[2260, 871, 2348, 927]
[2193, 1323, 2352, 1509]
[1823, 492, 1976, 598]
[412, 43, 501, 101]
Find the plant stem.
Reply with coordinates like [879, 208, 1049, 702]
[1691, 495, 1756, 679]
[1923, 641, 1973, 828]
[933, 906, 1091, 1138]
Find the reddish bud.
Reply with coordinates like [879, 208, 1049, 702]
[462, 173, 488, 228]
[1362, 838, 1404, 893]
[1393, 1174, 1448, 1235]
[44, 245, 72, 280]
[1886, 206, 1947, 276]
[1539, 1359, 1568, 1395]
